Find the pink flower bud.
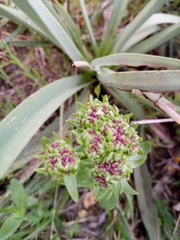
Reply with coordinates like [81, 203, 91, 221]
[62, 155, 67, 161]
[50, 159, 56, 164]
[51, 143, 57, 148]
[89, 129, 94, 134]
[111, 163, 117, 168]
[110, 169, 115, 175]
[62, 161, 66, 166]
[69, 157, 74, 162]
[99, 163, 105, 168]
[64, 148, 69, 153]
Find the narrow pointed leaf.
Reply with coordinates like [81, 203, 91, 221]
[128, 22, 180, 54]
[0, 4, 47, 38]
[123, 12, 180, 52]
[122, 179, 138, 195]
[78, 0, 97, 49]
[0, 75, 94, 179]
[91, 53, 180, 69]
[116, 207, 136, 240]
[98, 0, 128, 55]
[113, 0, 167, 52]
[98, 70, 180, 92]
[53, 0, 85, 54]
[12, 0, 84, 61]
[134, 164, 160, 240]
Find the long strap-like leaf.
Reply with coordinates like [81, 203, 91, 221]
[0, 75, 94, 179]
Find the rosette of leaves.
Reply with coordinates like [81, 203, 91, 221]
[35, 132, 79, 202]
[67, 96, 150, 210]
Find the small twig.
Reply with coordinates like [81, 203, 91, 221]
[130, 118, 174, 125]
[171, 213, 180, 240]
[50, 186, 59, 239]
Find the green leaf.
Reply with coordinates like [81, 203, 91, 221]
[128, 22, 180, 54]
[116, 207, 136, 240]
[97, 70, 180, 92]
[113, 0, 168, 52]
[63, 174, 79, 202]
[134, 164, 160, 240]
[41, 137, 52, 150]
[0, 214, 23, 240]
[97, 187, 119, 210]
[0, 4, 47, 38]
[11, 0, 84, 61]
[53, 0, 86, 56]
[26, 196, 38, 207]
[91, 53, 180, 70]
[122, 13, 180, 52]
[78, 0, 97, 49]
[34, 168, 47, 175]
[9, 178, 27, 213]
[52, 131, 60, 142]
[76, 168, 92, 187]
[121, 179, 138, 195]
[129, 141, 151, 168]
[98, 0, 128, 56]
[94, 84, 101, 98]
[0, 75, 94, 179]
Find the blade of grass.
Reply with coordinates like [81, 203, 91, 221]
[128, 22, 180, 53]
[2, 40, 51, 47]
[91, 53, 180, 69]
[0, 75, 95, 179]
[78, 0, 97, 50]
[98, 70, 180, 92]
[113, 0, 168, 53]
[116, 206, 136, 240]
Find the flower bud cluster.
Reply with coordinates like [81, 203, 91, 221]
[44, 140, 80, 176]
[72, 95, 143, 188]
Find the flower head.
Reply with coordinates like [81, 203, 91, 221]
[70, 95, 143, 188]
[43, 140, 80, 177]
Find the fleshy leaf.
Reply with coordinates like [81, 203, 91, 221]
[63, 174, 79, 202]
[129, 141, 151, 168]
[98, 187, 119, 210]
